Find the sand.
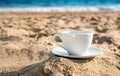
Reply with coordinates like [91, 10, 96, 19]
[0, 12, 119, 76]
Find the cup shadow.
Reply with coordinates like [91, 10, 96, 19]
[54, 55, 94, 63]
[70, 57, 94, 63]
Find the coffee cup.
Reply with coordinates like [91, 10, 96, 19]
[52, 30, 93, 56]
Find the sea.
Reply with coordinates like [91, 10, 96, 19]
[0, 0, 120, 12]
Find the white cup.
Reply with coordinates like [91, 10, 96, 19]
[52, 30, 93, 56]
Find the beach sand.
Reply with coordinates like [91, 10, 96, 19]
[0, 12, 120, 76]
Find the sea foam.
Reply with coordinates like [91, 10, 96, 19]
[0, 5, 120, 12]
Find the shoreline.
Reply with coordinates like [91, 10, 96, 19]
[0, 5, 120, 12]
[0, 11, 120, 16]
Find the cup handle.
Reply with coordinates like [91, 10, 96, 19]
[52, 34, 64, 48]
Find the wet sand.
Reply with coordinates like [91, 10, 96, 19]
[0, 12, 120, 76]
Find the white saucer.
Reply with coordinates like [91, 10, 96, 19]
[51, 47, 102, 58]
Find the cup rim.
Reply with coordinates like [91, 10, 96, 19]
[61, 30, 93, 34]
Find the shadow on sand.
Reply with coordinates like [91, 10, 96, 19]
[0, 55, 94, 76]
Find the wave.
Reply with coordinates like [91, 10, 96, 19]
[0, 5, 120, 12]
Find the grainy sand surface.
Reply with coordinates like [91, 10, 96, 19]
[0, 12, 120, 76]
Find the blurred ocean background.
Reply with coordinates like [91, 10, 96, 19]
[0, 0, 120, 12]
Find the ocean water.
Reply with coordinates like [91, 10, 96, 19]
[0, 0, 120, 12]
